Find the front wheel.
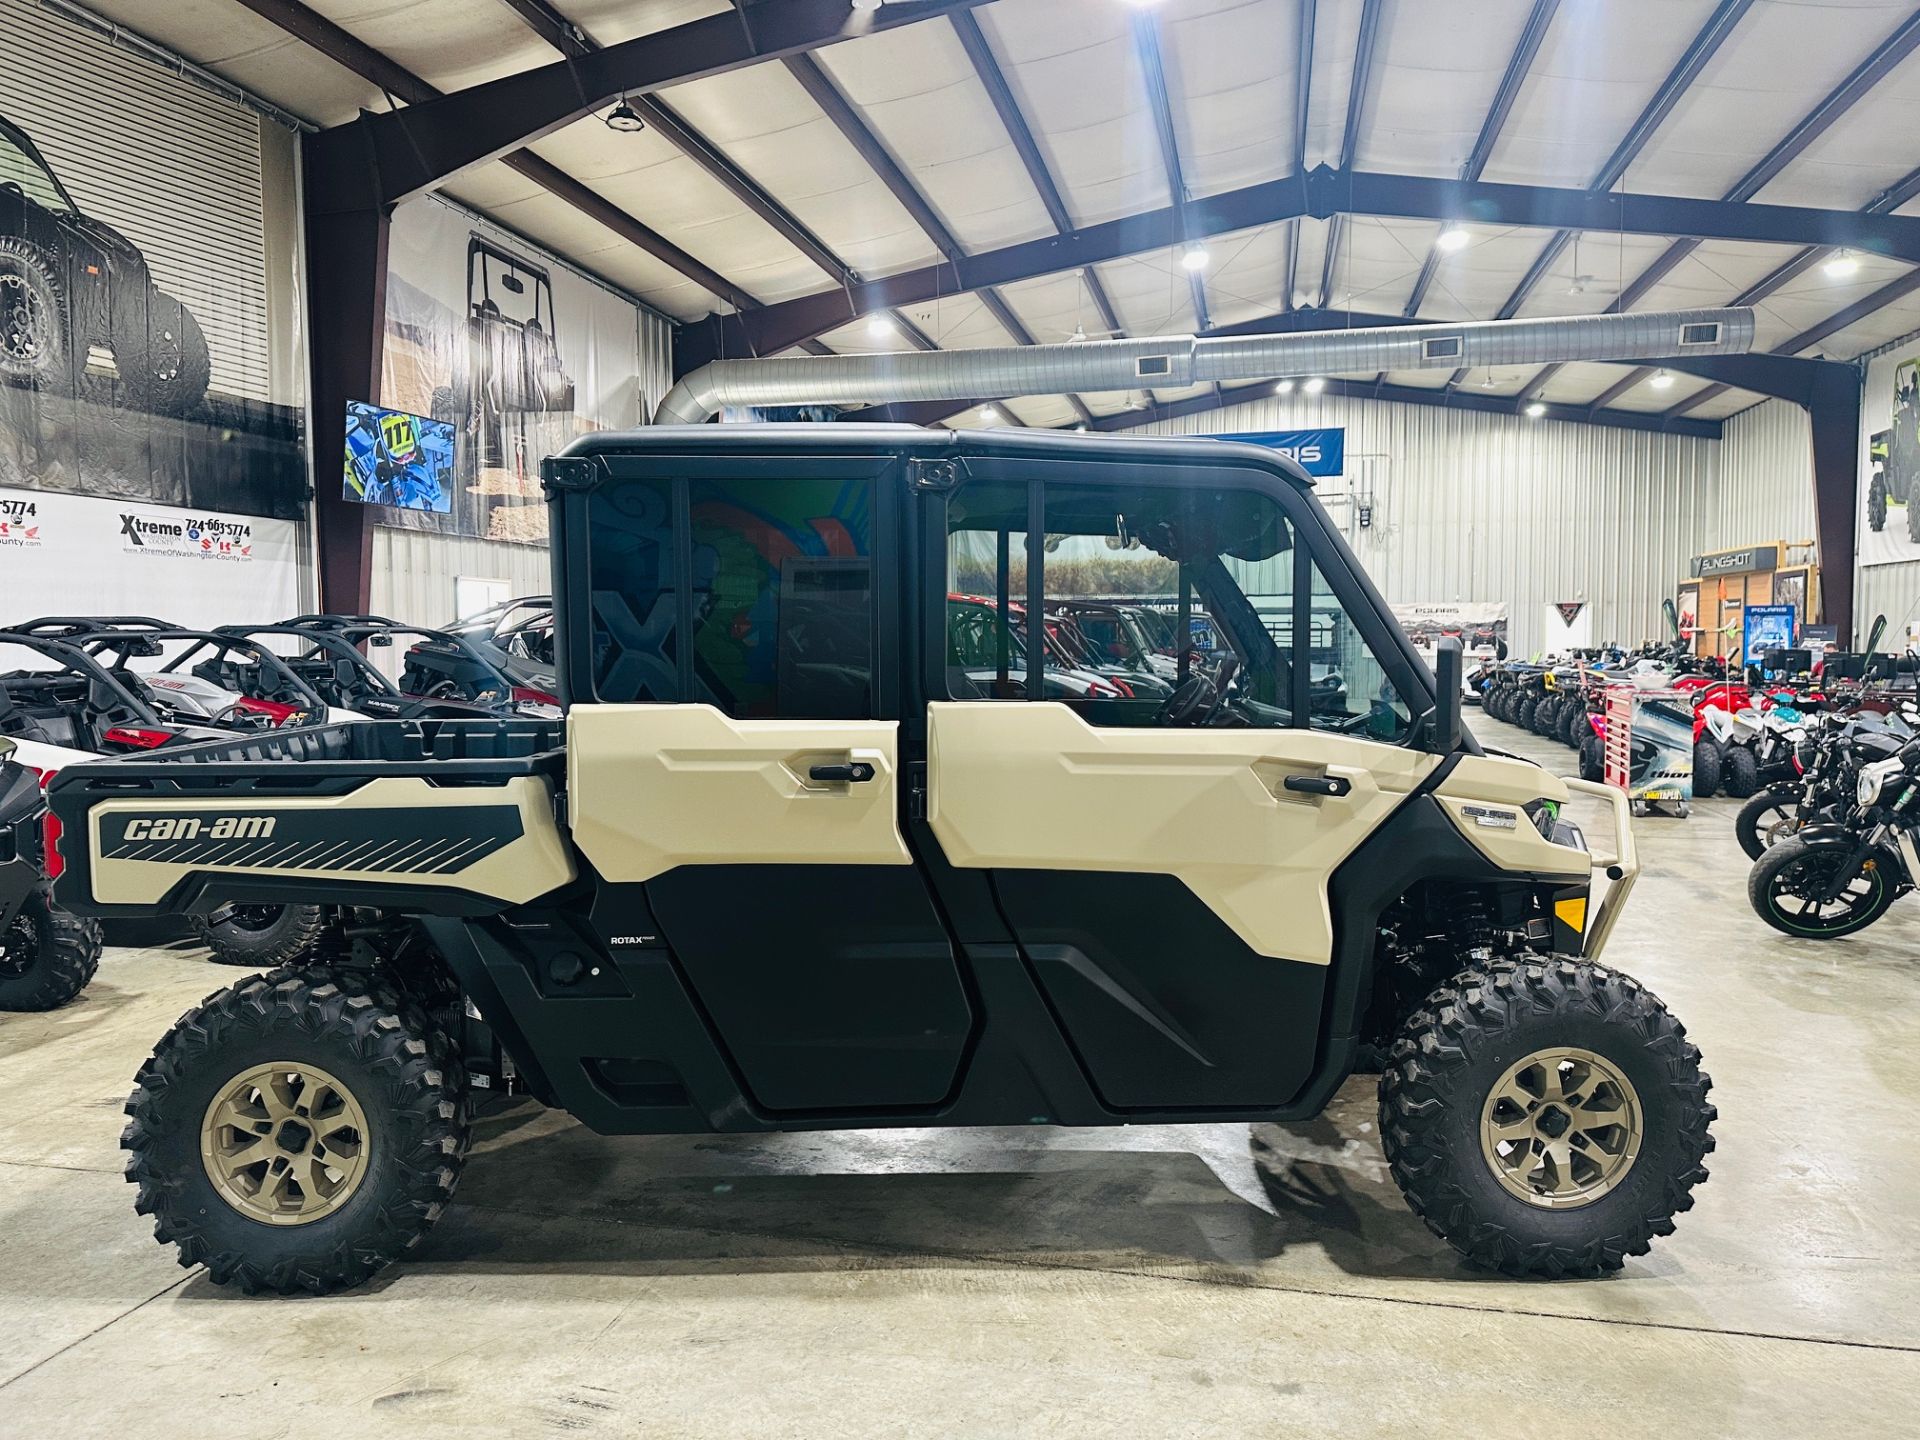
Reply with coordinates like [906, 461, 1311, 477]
[1747, 836, 1898, 939]
[1578, 731, 1604, 782]
[1870, 470, 1889, 532]
[1720, 745, 1760, 799]
[0, 893, 102, 1011]
[1692, 740, 1722, 799]
[1735, 788, 1802, 861]
[122, 968, 468, 1294]
[1380, 957, 1714, 1277]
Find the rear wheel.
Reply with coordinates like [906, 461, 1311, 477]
[1562, 704, 1590, 747]
[122, 968, 468, 1294]
[1692, 741, 1722, 799]
[1578, 732, 1604, 781]
[112, 288, 210, 416]
[1380, 957, 1714, 1277]
[0, 893, 102, 1012]
[1870, 471, 1889, 532]
[1720, 745, 1760, 799]
[193, 903, 329, 969]
[1748, 836, 1897, 940]
[1735, 788, 1802, 861]
[1514, 696, 1538, 731]
[1533, 697, 1562, 736]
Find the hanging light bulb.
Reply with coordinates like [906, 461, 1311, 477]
[1649, 369, 1675, 391]
[1525, 401, 1546, 419]
[866, 314, 897, 340]
[1435, 226, 1471, 253]
[1181, 244, 1211, 272]
[1275, 378, 1295, 395]
[604, 96, 645, 133]
[1823, 249, 1861, 280]
[1302, 377, 1326, 395]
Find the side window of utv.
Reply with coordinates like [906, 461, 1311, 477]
[945, 477, 1297, 728]
[688, 477, 874, 720]
[1306, 558, 1414, 744]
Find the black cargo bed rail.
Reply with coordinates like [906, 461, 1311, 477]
[46, 717, 566, 798]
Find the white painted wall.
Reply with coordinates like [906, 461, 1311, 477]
[1117, 389, 1816, 657]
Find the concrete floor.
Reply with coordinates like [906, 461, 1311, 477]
[3, 712, 1918, 1437]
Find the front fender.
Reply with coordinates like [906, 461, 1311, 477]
[1791, 824, 1867, 850]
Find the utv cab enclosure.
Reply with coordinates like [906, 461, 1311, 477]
[52, 427, 1712, 1294]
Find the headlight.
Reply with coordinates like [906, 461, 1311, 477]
[1860, 768, 1888, 807]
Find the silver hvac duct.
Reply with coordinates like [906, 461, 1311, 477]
[654, 307, 1756, 425]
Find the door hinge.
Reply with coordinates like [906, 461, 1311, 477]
[906, 761, 928, 820]
[540, 455, 603, 496]
[908, 458, 964, 492]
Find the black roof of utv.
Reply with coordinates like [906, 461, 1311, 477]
[548, 424, 1317, 492]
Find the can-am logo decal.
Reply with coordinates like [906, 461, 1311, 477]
[1554, 601, 1586, 626]
[0, 498, 39, 546]
[123, 815, 278, 842]
[119, 512, 253, 560]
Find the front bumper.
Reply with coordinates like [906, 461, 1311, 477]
[1563, 777, 1638, 959]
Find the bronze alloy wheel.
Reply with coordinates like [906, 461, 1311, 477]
[199, 1062, 371, 1226]
[1479, 1046, 1644, 1209]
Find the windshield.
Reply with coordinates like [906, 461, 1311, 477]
[0, 123, 73, 213]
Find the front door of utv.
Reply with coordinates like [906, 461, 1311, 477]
[568, 464, 971, 1116]
[920, 463, 1442, 1112]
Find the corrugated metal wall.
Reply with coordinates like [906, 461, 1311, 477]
[369, 296, 674, 623]
[1711, 399, 1816, 552]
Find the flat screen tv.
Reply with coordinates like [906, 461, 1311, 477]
[343, 401, 455, 514]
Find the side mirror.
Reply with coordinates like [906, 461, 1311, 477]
[1867, 613, 1888, 658]
[1432, 638, 1464, 753]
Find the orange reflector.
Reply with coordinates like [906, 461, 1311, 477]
[1554, 896, 1587, 933]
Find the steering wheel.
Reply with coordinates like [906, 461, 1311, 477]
[1157, 654, 1239, 727]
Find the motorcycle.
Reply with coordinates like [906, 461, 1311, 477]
[1747, 736, 1920, 938]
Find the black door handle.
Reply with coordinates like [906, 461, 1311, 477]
[810, 762, 876, 783]
[1283, 773, 1351, 797]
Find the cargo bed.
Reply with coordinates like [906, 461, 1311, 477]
[47, 718, 576, 919]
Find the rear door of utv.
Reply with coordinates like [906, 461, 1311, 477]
[561, 453, 974, 1114]
[912, 454, 1443, 1112]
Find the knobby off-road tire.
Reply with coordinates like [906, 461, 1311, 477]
[1869, 471, 1888, 532]
[1692, 740, 1722, 799]
[1720, 745, 1760, 800]
[192, 902, 328, 969]
[0, 237, 66, 388]
[1578, 732, 1604, 782]
[0, 893, 102, 1011]
[1533, 697, 1563, 737]
[1380, 957, 1715, 1278]
[1561, 704, 1589, 747]
[122, 968, 468, 1295]
[112, 289, 210, 416]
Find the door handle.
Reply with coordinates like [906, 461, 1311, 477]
[809, 762, 876, 783]
[1283, 773, 1352, 798]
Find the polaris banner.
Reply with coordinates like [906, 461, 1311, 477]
[1213, 428, 1346, 477]
[0, 485, 299, 625]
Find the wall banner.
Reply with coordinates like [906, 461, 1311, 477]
[1861, 348, 1920, 568]
[1211, 428, 1347, 477]
[0, 3, 306, 519]
[1390, 601, 1509, 656]
[377, 198, 654, 546]
[0, 484, 299, 625]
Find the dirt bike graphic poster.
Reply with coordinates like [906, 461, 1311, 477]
[1860, 348, 1920, 567]
[0, 3, 305, 519]
[378, 197, 669, 546]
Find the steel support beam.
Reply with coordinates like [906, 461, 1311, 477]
[1513, 7, 1920, 396]
[1810, 364, 1863, 642]
[1319, 0, 1385, 309]
[1403, 0, 1559, 319]
[302, 0, 994, 210]
[679, 165, 1920, 365]
[1283, 0, 1317, 311]
[305, 204, 389, 613]
[1077, 378, 1724, 441]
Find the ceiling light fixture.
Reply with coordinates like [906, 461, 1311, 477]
[1435, 226, 1471, 253]
[1823, 248, 1861, 280]
[1649, 369, 1675, 391]
[1302, 376, 1326, 395]
[1275, 378, 1295, 395]
[1181, 244, 1211, 272]
[867, 314, 897, 339]
[981, 407, 1001, 424]
[604, 96, 646, 133]
[1525, 401, 1546, 419]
